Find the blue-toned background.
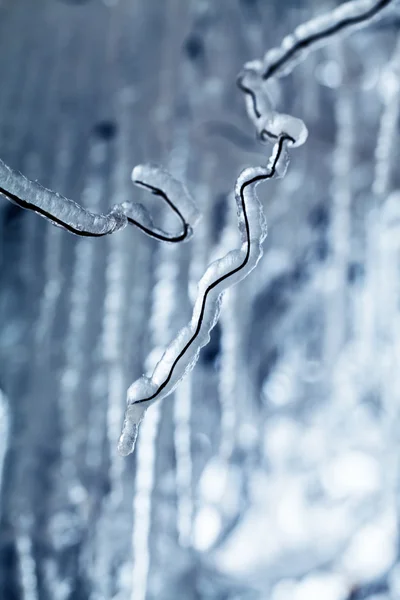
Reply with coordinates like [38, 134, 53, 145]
[1, 0, 400, 598]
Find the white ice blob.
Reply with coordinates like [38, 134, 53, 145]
[239, 69, 308, 148]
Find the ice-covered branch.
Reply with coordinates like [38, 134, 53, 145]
[0, 159, 199, 242]
[239, 0, 394, 87]
[118, 133, 301, 456]
[238, 69, 308, 144]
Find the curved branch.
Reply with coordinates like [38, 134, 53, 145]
[238, 0, 394, 119]
[262, 0, 393, 81]
[0, 159, 199, 242]
[118, 135, 294, 456]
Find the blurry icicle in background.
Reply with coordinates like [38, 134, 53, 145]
[0, 390, 9, 504]
[1, 0, 400, 599]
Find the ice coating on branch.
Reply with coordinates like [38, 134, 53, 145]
[260, 0, 394, 80]
[238, 0, 390, 153]
[238, 69, 308, 148]
[0, 159, 199, 242]
[238, 68, 274, 123]
[118, 138, 291, 456]
[0, 158, 126, 236]
[132, 164, 201, 234]
[118, 378, 157, 456]
[260, 113, 308, 148]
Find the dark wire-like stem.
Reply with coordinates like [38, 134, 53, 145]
[237, 0, 394, 119]
[262, 0, 393, 81]
[0, 160, 193, 242]
[135, 135, 294, 405]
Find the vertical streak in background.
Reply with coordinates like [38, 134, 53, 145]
[22, 9, 81, 599]
[217, 191, 244, 461]
[95, 0, 128, 507]
[218, 289, 239, 460]
[0, 3, 37, 159]
[41, 12, 97, 595]
[361, 35, 400, 374]
[173, 375, 193, 548]
[0, 390, 8, 511]
[131, 233, 180, 599]
[6, 5, 57, 599]
[33, 16, 73, 364]
[324, 45, 353, 368]
[373, 35, 400, 200]
[16, 534, 37, 600]
[131, 404, 160, 600]
[374, 35, 400, 366]
[47, 6, 112, 598]
[373, 36, 400, 504]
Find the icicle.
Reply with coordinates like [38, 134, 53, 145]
[91, 94, 135, 504]
[0, 159, 199, 242]
[373, 35, 400, 199]
[54, 116, 106, 486]
[131, 216, 182, 598]
[0, 390, 8, 504]
[377, 192, 400, 415]
[101, 248, 127, 471]
[88, 215, 127, 495]
[218, 289, 238, 460]
[16, 531, 38, 600]
[58, 229, 95, 482]
[358, 35, 400, 370]
[130, 404, 160, 600]
[371, 37, 400, 426]
[119, 135, 294, 456]
[239, 0, 394, 82]
[43, 560, 70, 600]
[324, 53, 353, 365]
[173, 374, 193, 547]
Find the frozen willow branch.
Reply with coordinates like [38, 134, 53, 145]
[118, 128, 309, 456]
[0, 159, 199, 242]
[239, 0, 394, 91]
[237, 0, 394, 152]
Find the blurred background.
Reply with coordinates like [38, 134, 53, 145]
[1, 0, 400, 598]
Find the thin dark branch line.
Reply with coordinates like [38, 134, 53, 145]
[135, 135, 294, 405]
[132, 179, 190, 242]
[262, 0, 393, 81]
[0, 186, 109, 238]
[0, 174, 191, 243]
[237, 77, 262, 119]
[237, 0, 394, 122]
